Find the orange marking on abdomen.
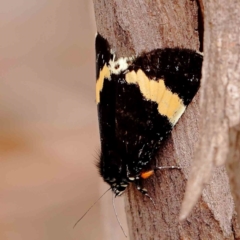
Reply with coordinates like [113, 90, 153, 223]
[140, 170, 154, 179]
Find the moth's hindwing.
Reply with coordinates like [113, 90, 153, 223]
[95, 33, 203, 196]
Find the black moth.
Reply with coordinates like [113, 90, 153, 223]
[96, 33, 202, 197]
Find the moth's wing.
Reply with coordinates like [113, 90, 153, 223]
[95, 34, 115, 158]
[131, 48, 203, 125]
[115, 49, 203, 175]
[114, 70, 173, 175]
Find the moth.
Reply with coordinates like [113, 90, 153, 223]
[96, 33, 203, 197]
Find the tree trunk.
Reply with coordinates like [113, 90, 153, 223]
[93, 0, 240, 239]
[181, 0, 240, 236]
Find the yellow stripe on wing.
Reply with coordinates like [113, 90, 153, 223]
[96, 64, 110, 104]
[125, 69, 186, 125]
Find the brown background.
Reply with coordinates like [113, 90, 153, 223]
[0, 1, 127, 239]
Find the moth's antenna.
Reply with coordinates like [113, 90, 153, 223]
[112, 193, 127, 238]
[73, 187, 111, 229]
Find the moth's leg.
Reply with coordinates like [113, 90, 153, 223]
[140, 164, 181, 181]
[135, 179, 156, 208]
[153, 157, 181, 172]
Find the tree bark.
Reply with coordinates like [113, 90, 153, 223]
[93, 0, 240, 239]
[181, 0, 240, 235]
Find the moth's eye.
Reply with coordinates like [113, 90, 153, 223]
[126, 59, 131, 64]
[115, 64, 120, 69]
[109, 178, 116, 183]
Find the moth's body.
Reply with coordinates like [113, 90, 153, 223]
[96, 34, 203, 196]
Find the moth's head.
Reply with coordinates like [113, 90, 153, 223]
[97, 150, 130, 196]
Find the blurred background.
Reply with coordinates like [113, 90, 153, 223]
[0, 1, 127, 239]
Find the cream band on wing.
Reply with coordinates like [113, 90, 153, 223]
[96, 64, 110, 104]
[125, 69, 186, 125]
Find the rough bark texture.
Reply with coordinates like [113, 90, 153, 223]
[227, 128, 240, 226]
[93, 0, 240, 239]
[181, 0, 240, 233]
